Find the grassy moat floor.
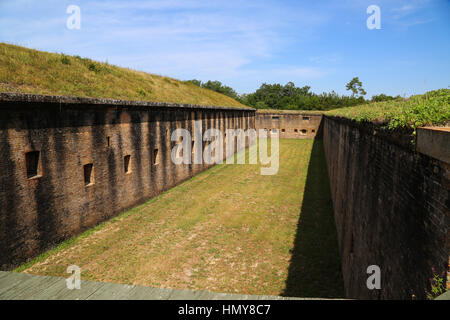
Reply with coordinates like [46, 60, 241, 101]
[17, 139, 344, 298]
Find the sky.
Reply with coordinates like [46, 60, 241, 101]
[0, 0, 449, 97]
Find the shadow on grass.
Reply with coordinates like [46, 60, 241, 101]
[282, 138, 345, 298]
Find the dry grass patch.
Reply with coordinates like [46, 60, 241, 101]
[17, 139, 343, 298]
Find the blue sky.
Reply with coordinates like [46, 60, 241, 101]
[0, 0, 449, 97]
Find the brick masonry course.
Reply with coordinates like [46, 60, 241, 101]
[323, 116, 449, 299]
[255, 111, 322, 139]
[0, 93, 255, 270]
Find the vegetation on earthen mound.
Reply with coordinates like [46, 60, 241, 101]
[0, 43, 248, 108]
[326, 89, 450, 136]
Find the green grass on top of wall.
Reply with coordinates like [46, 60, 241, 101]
[256, 109, 325, 114]
[0, 43, 249, 108]
[326, 89, 450, 134]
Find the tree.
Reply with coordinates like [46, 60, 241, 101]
[201, 80, 239, 100]
[346, 77, 367, 97]
[184, 79, 202, 87]
[371, 94, 401, 102]
[187, 79, 375, 111]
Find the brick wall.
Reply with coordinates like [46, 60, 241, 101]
[0, 93, 255, 270]
[323, 116, 449, 299]
[255, 112, 322, 139]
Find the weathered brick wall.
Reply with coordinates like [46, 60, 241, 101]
[323, 116, 449, 299]
[0, 93, 255, 270]
[255, 112, 322, 139]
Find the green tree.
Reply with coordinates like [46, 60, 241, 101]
[201, 80, 239, 99]
[184, 79, 202, 86]
[346, 77, 367, 97]
[186, 79, 376, 111]
[371, 93, 400, 102]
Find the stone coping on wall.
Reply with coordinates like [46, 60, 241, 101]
[416, 126, 450, 164]
[0, 92, 255, 112]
